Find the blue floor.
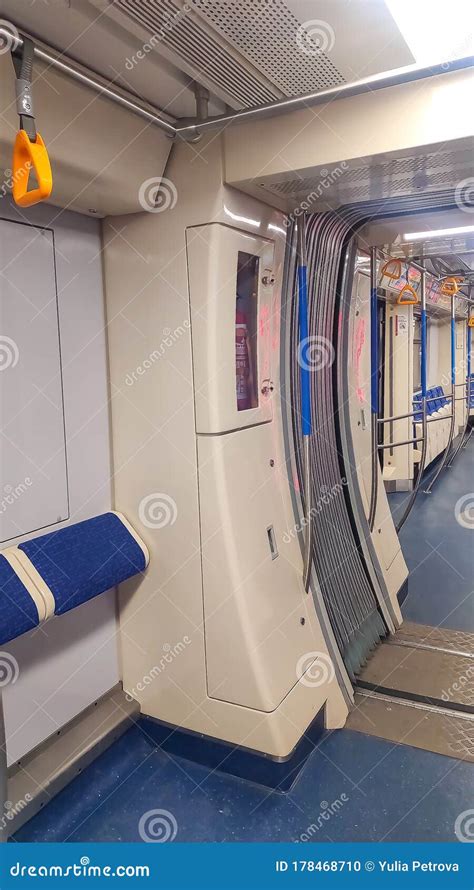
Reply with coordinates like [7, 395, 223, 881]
[12, 720, 473, 844]
[12, 438, 474, 845]
[389, 436, 473, 631]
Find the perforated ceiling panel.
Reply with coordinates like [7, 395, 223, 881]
[114, 0, 279, 106]
[259, 146, 474, 209]
[192, 0, 346, 95]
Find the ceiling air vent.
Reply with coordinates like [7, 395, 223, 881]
[113, 0, 281, 107]
[192, 0, 346, 95]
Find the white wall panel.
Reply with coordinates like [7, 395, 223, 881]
[0, 220, 69, 543]
[0, 198, 118, 766]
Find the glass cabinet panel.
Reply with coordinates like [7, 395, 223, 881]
[235, 251, 259, 411]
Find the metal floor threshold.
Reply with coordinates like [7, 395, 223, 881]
[356, 625, 474, 714]
[390, 622, 474, 658]
[347, 690, 474, 762]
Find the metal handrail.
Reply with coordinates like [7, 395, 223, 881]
[0, 26, 177, 138]
[176, 55, 474, 138]
[3, 27, 472, 145]
[379, 436, 424, 450]
[427, 413, 453, 422]
[380, 382, 464, 427]
[378, 407, 454, 431]
[424, 394, 451, 403]
[378, 410, 416, 423]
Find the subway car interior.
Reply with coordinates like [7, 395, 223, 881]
[0, 0, 473, 850]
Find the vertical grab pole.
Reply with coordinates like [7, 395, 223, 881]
[368, 247, 379, 532]
[397, 271, 428, 531]
[425, 292, 457, 493]
[468, 324, 472, 389]
[297, 217, 313, 591]
[448, 316, 472, 465]
[462, 322, 473, 448]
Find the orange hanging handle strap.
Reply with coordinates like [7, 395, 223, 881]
[381, 258, 402, 281]
[440, 276, 462, 296]
[468, 315, 474, 328]
[397, 283, 418, 305]
[11, 35, 52, 207]
[12, 131, 52, 207]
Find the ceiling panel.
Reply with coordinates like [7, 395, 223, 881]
[249, 141, 474, 212]
[360, 209, 474, 265]
[0, 0, 416, 115]
[114, 0, 280, 107]
[192, 0, 345, 95]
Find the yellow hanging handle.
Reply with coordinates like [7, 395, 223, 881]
[468, 315, 474, 328]
[440, 276, 462, 297]
[381, 258, 402, 281]
[10, 35, 53, 208]
[12, 130, 53, 207]
[397, 283, 418, 305]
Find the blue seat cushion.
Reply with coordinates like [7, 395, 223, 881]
[433, 386, 444, 408]
[428, 388, 440, 414]
[438, 386, 450, 407]
[0, 554, 40, 645]
[19, 512, 146, 615]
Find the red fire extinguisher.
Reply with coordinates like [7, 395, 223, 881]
[236, 309, 251, 410]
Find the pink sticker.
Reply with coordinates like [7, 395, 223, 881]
[354, 317, 366, 404]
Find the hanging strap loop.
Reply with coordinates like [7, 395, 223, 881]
[380, 258, 402, 281]
[10, 35, 52, 207]
[11, 36, 36, 142]
[12, 131, 53, 207]
[397, 283, 418, 305]
[441, 276, 462, 296]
